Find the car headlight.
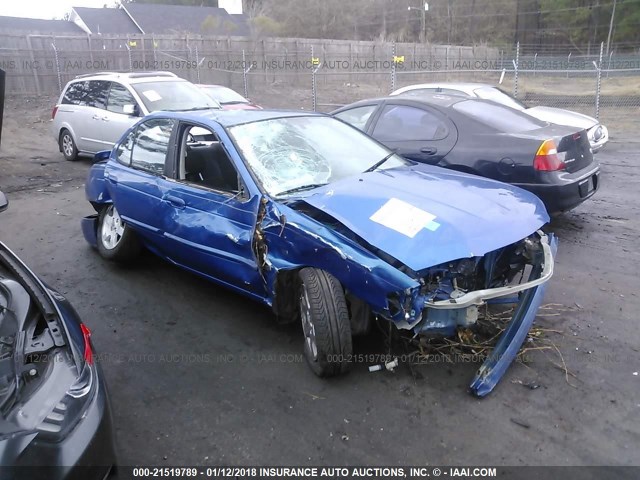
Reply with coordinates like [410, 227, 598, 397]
[591, 125, 604, 141]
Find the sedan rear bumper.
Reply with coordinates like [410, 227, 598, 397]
[515, 163, 601, 214]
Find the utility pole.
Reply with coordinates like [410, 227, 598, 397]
[408, 2, 429, 43]
[605, 0, 617, 55]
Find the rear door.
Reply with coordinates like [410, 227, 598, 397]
[367, 102, 457, 164]
[105, 117, 177, 250]
[80, 80, 112, 153]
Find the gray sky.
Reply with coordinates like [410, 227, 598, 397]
[0, 0, 113, 20]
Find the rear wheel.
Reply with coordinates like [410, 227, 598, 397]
[97, 204, 141, 262]
[298, 268, 352, 377]
[59, 129, 78, 161]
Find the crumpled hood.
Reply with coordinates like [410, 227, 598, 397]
[526, 106, 597, 130]
[301, 164, 549, 272]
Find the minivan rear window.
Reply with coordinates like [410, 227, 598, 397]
[62, 80, 109, 108]
[453, 100, 547, 133]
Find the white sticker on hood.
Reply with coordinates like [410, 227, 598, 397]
[370, 198, 440, 238]
[142, 89, 162, 102]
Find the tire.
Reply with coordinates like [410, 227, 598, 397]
[59, 129, 78, 161]
[96, 204, 141, 262]
[298, 268, 352, 377]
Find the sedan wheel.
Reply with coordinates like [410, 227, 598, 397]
[298, 268, 352, 377]
[96, 204, 141, 262]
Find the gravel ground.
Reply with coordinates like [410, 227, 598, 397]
[0, 94, 639, 470]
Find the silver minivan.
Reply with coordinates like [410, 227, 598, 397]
[52, 72, 220, 160]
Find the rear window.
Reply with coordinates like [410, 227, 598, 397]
[453, 100, 547, 133]
[131, 80, 220, 112]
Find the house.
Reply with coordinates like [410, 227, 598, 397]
[0, 16, 83, 35]
[70, 7, 140, 35]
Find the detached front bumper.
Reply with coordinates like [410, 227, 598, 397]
[410, 232, 558, 397]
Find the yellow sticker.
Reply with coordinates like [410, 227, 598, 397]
[393, 55, 405, 64]
[129, 40, 137, 47]
[311, 57, 320, 66]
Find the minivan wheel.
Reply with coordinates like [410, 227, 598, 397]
[298, 268, 352, 377]
[59, 129, 78, 161]
[97, 204, 141, 262]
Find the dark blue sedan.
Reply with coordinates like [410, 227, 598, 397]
[82, 109, 557, 396]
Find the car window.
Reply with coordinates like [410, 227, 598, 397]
[85, 80, 110, 109]
[178, 124, 241, 194]
[115, 130, 135, 166]
[130, 119, 176, 175]
[131, 81, 220, 112]
[473, 87, 526, 111]
[334, 105, 376, 131]
[372, 105, 449, 141]
[61, 80, 108, 108]
[107, 83, 138, 114]
[454, 100, 546, 133]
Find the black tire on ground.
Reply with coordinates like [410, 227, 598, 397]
[59, 129, 78, 161]
[298, 267, 352, 377]
[96, 204, 141, 262]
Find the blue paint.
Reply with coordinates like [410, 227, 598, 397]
[82, 109, 556, 394]
[469, 234, 558, 397]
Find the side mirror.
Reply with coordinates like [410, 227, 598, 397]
[123, 104, 140, 116]
[93, 150, 111, 163]
[0, 191, 8, 213]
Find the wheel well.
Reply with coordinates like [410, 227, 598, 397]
[272, 268, 301, 324]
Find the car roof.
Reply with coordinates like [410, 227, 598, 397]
[339, 94, 469, 110]
[146, 109, 325, 127]
[393, 82, 494, 95]
[71, 71, 185, 84]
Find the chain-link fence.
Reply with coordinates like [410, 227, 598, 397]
[1, 34, 638, 131]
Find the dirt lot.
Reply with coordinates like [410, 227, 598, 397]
[0, 94, 639, 470]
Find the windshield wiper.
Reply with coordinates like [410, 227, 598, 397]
[277, 183, 327, 197]
[364, 151, 396, 173]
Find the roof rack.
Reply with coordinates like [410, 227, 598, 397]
[73, 71, 179, 80]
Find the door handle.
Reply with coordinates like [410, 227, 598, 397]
[420, 147, 437, 155]
[163, 195, 185, 209]
[92, 114, 101, 120]
[102, 116, 110, 122]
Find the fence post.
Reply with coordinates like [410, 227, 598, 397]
[533, 52, 537, 77]
[566, 52, 571, 78]
[242, 49, 249, 98]
[513, 41, 519, 98]
[607, 50, 613, 79]
[125, 41, 132, 72]
[595, 42, 604, 120]
[51, 40, 62, 94]
[390, 41, 396, 94]
[311, 45, 317, 111]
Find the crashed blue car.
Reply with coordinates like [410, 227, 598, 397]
[82, 110, 557, 396]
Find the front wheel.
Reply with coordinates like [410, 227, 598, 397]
[97, 204, 141, 262]
[298, 268, 352, 377]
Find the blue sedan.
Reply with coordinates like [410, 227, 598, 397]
[82, 109, 557, 396]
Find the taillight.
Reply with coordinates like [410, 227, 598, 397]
[534, 139, 565, 171]
[51, 105, 58, 119]
[80, 323, 93, 365]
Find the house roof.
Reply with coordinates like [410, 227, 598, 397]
[0, 16, 84, 34]
[72, 7, 140, 35]
[122, 3, 247, 35]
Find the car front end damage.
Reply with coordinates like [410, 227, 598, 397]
[386, 230, 557, 397]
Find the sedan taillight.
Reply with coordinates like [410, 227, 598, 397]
[51, 105, 58, 119]
[534, 139, 565, 171]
